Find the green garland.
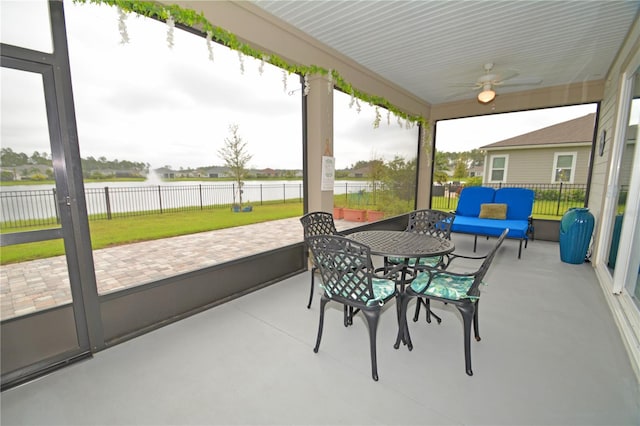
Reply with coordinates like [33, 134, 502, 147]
[72, 0, 428, 130]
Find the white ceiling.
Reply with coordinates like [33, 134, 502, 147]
[251, 1, 640, 105]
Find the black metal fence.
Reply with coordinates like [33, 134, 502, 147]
[1, 183, 306, 229]
[431, 183, 589, 217]
[2, 181, 617, 230]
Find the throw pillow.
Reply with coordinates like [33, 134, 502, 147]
[479, 203, 507, 220]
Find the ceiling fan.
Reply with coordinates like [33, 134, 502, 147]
[450, 62, 543, 104]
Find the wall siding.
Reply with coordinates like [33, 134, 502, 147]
[485, 146, 592, 184]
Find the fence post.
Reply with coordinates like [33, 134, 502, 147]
[283, 183, 286, 203]
[260, 184, 263, 205]
[345, 182, 348, 205]
[104, 186, 112, 220]
[158, 185, 163, 214]
[556, 182, 563, 216]
[53, 188, 61, 224]
[199, 184, 203, 210]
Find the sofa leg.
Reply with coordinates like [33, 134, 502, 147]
[518, 239, 523, 259]
[473, 235, 478, 252]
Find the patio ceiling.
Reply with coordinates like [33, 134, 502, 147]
[251, 1, 640, 105]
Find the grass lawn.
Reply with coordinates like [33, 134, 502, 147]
[0, 203, 303, 265]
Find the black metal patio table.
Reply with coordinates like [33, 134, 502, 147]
[347, 230, 455, 343]
[347, 230, 455, 282]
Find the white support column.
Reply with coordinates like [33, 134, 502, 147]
[305, 73, 334, 213]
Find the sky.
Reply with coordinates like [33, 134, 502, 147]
[0, 0, 611, 171]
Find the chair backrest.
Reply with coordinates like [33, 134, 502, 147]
[300, 211, 338, 240]
[493, 188, 535, 220]
[306, 235, 375, 307]
[405, 209, 455, 239]
[467, 228, 509, 297]
[456, 187, 496, 217]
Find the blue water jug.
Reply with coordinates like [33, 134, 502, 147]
[559, 208, 595, 264]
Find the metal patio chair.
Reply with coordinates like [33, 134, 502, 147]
[385, 209, 455, 324]
[394, 228, 508, 376]
[307, 234, 403, 381]
[300, 211, 339, 309]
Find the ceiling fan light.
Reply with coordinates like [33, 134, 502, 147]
[478, 88, 495, 103]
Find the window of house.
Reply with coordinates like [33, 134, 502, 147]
[552, 152, 576, 183]
[488, 155, 508, 182]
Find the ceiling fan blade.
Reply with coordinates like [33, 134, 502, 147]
[448, 82, 482, 88]
[498, 77, 543, 86]
[495, 69, 519, 81]
[446, 88, 480, 99]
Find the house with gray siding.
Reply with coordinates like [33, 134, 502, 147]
[480, 113, 596, 185]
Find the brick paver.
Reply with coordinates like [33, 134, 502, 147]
[0, 218, 354, 320]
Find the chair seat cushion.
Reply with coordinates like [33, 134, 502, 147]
[320, 277, 396, 307]
[387, 256, 441, 268]
[452, 216, 529, 239]
[370, 278, 397, 305]
[410, 272, 477, 301]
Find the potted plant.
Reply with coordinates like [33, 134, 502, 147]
[343, 208, 366, 222]
[366, 210, 384, 222]
[333, 206, 344, 219]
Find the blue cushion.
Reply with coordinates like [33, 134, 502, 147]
[410, 271, 478, 301]
[494, 188, 534, 220]
[451, 216, 529, 239]
[456, 187, 496, 217]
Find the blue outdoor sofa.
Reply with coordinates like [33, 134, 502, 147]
[451, 187, 535, 258]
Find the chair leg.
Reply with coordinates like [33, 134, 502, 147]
[412, 297, 422, 322]
[307, 266, 316, 309]
[413, 298, 442, 324]
[361, 308, 381, 381]
[456, 303, 476, 376]
[473, 299, 481, 342]
[313, 297, 329, 353]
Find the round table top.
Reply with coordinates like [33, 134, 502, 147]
[348, 230, 454, 259]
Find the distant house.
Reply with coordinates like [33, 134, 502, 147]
[255, 168, 279, 178]
[154, 167, 175, 179]
[480, 113, 596, 185]
[203, 166, 230, 178]
[347, 166, 370, 178]
[468, 164, 484, 178]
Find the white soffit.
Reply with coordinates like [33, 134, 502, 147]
[251, 0, 640, 105]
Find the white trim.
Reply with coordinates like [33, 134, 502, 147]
[595, 265, 640, 382]
[551, 151, 577, 184]
[594, 48, 640, 384]
[483, 142, 592, 151]
[487, 154, 508, 183]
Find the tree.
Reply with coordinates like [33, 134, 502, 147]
[453, 160, 468, 179]
[218, 124, 252, 206]
[1, 147, 28, 166]
[433, 151, 450, 184]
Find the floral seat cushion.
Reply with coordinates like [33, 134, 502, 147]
[321, 277, 396, 307]
[410, 271, 478, 301]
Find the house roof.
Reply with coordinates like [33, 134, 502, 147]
[480, 113, 597, 150]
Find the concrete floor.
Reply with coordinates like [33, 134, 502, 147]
[1, 233, 639, 425]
